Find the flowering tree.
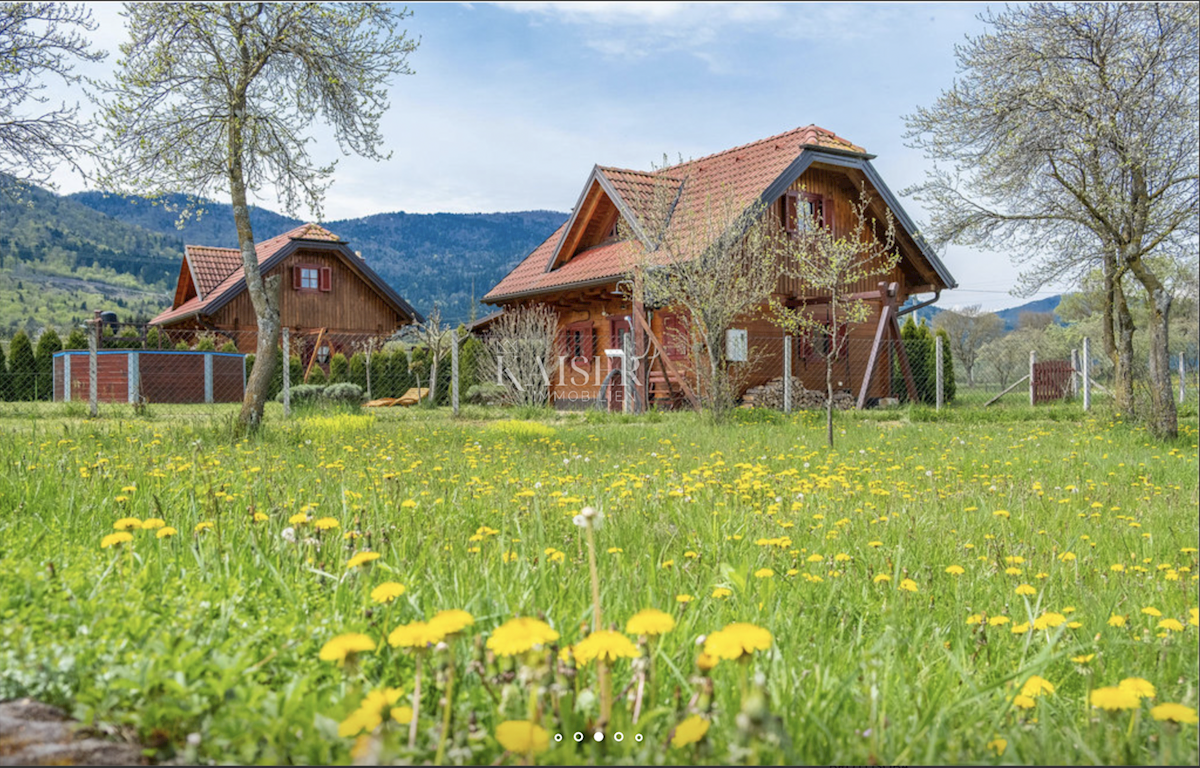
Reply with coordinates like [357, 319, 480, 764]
[96, 3, 418, 431]
[905, 3, 1198, 438]
[770, 184, 898, 447]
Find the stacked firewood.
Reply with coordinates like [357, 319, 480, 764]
[740, 376, 855, 411]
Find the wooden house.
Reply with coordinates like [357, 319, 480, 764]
[151, 223, 422, 370]
[482, 125, 957, 410]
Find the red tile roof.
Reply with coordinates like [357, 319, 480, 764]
[152, 224, 344, 325]
[484, 124, 869, 302]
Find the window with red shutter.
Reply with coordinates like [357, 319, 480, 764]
[295, 264, 320, 291]
[563, 321, 594, 363]
[319, 266, 332, 292]
[293, 265, 303, 289]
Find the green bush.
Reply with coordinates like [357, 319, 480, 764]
[34, 329, 62, 401]
[466, 382, 506, 406]
[219, 341, 238, 354]
[933, 327, 957, 403]
[174, 340, 190, 351]
[308, 365, 328, 386]
[64, 327, 89, 350]
[323, 382, 364, 406]
[195, 335, 217, 352]
[329, 352, 349, 383]
[7, 330, 35, 400]
[278, 383, 324, 405]
[349, 352, 367, 391]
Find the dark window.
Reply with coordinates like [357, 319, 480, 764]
[293, 264, 331, 292]
[560, 321, 594, 363]
[782, 191, 826, 236]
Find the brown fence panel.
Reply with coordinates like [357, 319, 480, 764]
[1033, 360, 1073, 403]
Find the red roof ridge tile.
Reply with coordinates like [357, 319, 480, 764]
[660, 124, 866, 175]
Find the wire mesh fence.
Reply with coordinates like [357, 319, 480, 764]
[0, 319, 1194, 419]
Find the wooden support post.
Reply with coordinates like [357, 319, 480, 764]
[1029, 349, 1037, 406]
[984, 374, 1031, 407]
[304, 327, 326, 383]
[282, 328, 291, 418]
[783, 334, 793, 414]
[88, 314, 98, 417]
[451, 332, 460, 417]
[1082, 337, 1091, 412]
[1070, 349, 1079, 398]
[630, 310, 700, 409]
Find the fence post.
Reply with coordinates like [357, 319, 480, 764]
[1029, 349, 1037, 406]
[62, 353, 71, 402]
[128, 351, 139, 404]
[282, 327, 291, 418]
[451, 332, 460, 417]
[783, 334, 793, 414]
[365, 349, 372, 402]
[621, 331, 633, 414]
[935, 334, 944, 411]
[1180, 352, 1186, 405]
[88, 316, 98, 417]
[204, 353, 214, 404]
[1070, 349, 1079, 398]
[1082, 337, 1091, 412]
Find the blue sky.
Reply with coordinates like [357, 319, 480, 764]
[50, 2, 1070, 310]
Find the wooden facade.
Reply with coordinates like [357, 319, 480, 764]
[151, 225, 422, 365]
[483, 126, 956, 410]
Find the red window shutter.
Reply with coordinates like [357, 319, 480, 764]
[784, 191, 798, 235]
[319, 267, 332, 292]
[293, 266, 302, 289]
[580, 323, 594, 361]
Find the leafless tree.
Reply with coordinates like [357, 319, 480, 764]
[905, 3, 1198, 438]
[481, 305, 559, 408]
[932, 305, 1004, 387]
[769, 183, 899, 447]
[627, 171, 779, 421]
[95, 3, 418, 431]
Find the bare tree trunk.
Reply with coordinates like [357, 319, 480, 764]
[1128, 258, 1178, 439]
[1113, 278, 1135, 414]
[230, 107, 280, 431]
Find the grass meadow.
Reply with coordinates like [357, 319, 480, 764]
[0, 402, 1196, 765]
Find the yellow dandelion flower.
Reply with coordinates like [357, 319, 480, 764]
[494, 721, 549, 755]
[100, 532, 133, 549]
[113, 517, 142, 531]
[320, 633, 375, 665]
[314, 517, 339, 531]
[429, 609, 475, 636]
[252, 512, 269, 522]
[868, 540, 883, 548]
[987, 738, 1007, 756]
[1108, 614, 1127, 627]
[873, 574, 892, 583]
[704, 622, 772, 660]
[194, 521, 214, 533]
[710, 587, 733, 599]
[369, 582, 405, 604]
[945, 565, 965, 575]
[573, 630, 640, 665]
[1012, 694, 1036, 709]
[486, 617, 559, 656]
[1091, 686, 1140, 711]
[670, 714, 710, 748]
[1021, 676, 1055, 698]
[1014, 584, 1037, 596]
[676, 594, 695, 603]
[1157, 618, 1184, 632]
[993, 510, 1010, 518]
[1011, 622, 1030, 635]
[1119, 678, 1156, 700]
[661, 559, 674, 569]
[755, 568, 775, 579]
[390, 706, 413, 725]
[347, 551, 381, 569]
[1150, 703, 1199, 725]
[1033, 612, 1066, 631]
[696, 652, 718, 672]
[156, 526, 177, 539]
[1141, 606, 1162, 617]
[288, 513, 310, 525]
[141, 518, 165, 530]
[625, 608, 676, 636]
[387, 620, 444, 649]
[1189, 608, 1198, 627]
[337, 687, 404, 737]
[965, 614, 983, 625]
[898, 578, 918, 592]
[1071, 654, 1096, 664]
[988, 616, 1011, 626]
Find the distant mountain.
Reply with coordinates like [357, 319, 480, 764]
[0, 180, 181, 336]
[68, 191, 566, 324]
[904, 294, 1065, 332]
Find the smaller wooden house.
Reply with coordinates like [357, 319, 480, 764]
[151, 224, 422, 370]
